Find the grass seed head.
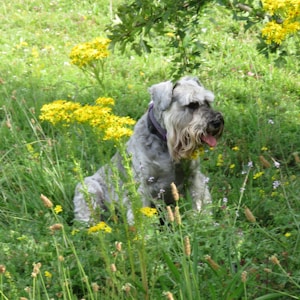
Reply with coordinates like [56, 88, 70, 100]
[0, 265, 6, 274]
[205, 255, 220, 271]
[40, 194, 53, 208]
[115, 241, 122, 252]
[32, 262, 42, 277]
[292, 152, 300, 163]
[58, 255, 64, 262]
[174, 206, 182, 225]
[270, 255, 280, 265]
[122, 283, 132, 294]
[49, 223, 63, 232]
[244, 207, 256, 223]
[92, 282, 100, 292]
[170, 182, 179, 202]
[110, 263, 117, 272]
[166, 206, 174, 222]
[184, 236, 191, 257]
[164, 291, 175, 300]
[259, 155, 271, 168]
[264, 268, 272, 273]
[241, 271, 247, 283]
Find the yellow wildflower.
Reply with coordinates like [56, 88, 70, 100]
[69, 37, 111, 68]
[190, 146, 204, 159]
[95, 97, 115, 106]
[261, 0, 300, 44]
[88, 221, 112, 234]
[54, 205, 63, 214]
[216, 154, 224, 167]
[71, 229, 80, 235]
[31, 46, 39, 58]
[39, 98, 136, 142]
[140, 207, 158, 217]
[253, 171, 264, 179]
[44, 271, 52, 278]
[165, 32, 175, 38]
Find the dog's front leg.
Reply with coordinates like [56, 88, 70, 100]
[73, 173, 105, 223]
[189, 170, 212, 212]
[122, 184, 152, 225]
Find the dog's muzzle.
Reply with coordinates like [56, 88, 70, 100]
[201, 113, 224, 147]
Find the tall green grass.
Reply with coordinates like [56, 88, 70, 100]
[1, 0, 300, 299]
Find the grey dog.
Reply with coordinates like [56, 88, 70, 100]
[73, 76, 224, 224]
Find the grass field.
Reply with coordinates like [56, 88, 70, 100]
[0, 0, 300, 299]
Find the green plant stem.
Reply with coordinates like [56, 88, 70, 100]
[138, 239, 149, 300]
[0, 276, 9, 300]
[243, 282, 248, 300]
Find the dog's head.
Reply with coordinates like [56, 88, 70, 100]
[149, 76, 224, 161]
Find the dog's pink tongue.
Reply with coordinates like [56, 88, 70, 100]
[201, 135, 217, 147]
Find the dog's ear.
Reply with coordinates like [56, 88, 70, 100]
[204, 90, 215, 102]
[148, 80, 174, 111]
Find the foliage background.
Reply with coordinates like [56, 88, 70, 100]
[0, 0, 299, 299]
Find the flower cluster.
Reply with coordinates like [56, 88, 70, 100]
[261, 0, 300, 44]
[216, 154, 224, 167]
[39, 97, 136, 141]
[69, 37, 111, 68]
[140, 207, 158, 217]
[88, 221, 112, 234]
[190, 146, 205, 160]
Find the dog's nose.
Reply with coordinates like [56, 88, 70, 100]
[210, 118, 222, 129]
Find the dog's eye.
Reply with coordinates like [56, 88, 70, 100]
[187, 102, 200, 110]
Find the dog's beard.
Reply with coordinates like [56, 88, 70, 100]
[165, 111, 222, 161]
[167, 124, 203, 161]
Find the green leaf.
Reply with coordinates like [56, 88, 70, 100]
[162, 251, 181, 282]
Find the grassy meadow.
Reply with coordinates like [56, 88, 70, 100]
[1, 0, 300, 299]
